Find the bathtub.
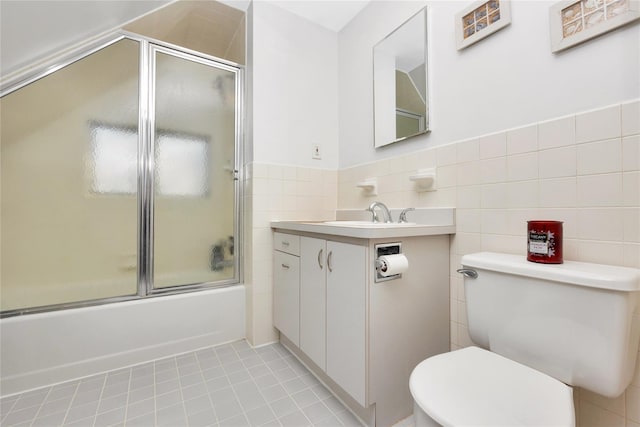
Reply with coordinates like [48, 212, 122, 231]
[0, 285, 245, 396]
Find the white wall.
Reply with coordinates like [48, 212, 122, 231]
[0, 0, 169, 75]
[251, 1, 339, 170]
[338, 0, 640, 168]
[244, 1, 340, 346]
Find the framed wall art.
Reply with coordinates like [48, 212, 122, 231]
[550, 0, 640, 53]
[455, 0, 512, 50]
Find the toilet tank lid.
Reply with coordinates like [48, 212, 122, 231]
[461, 252, 640, 292]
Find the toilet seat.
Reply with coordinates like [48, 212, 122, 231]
[410, 346, 575, 427]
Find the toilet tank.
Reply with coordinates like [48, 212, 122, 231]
[460, 252, 640, 398]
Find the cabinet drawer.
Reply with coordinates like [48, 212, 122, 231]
[274, 232, 300, 256]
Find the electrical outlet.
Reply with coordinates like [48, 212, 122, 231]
[312, 144, 322, 160]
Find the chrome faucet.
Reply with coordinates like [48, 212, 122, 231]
[366, 201, 392, 223]
[398, 207, 415, 223]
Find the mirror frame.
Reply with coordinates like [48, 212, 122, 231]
[373, 7, 429, 148]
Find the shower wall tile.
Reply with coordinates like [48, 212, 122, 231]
[335, 100, 640, 427]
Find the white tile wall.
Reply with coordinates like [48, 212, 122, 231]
[575, 105, 621, 144]
[245, 164, 337, 347]
[538, 115, 575, 150]
[336, 100, 640, 427]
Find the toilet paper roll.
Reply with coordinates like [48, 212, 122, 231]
[377, 254, 409, 277]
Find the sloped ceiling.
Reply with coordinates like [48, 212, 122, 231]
[123, 0, 246, 64]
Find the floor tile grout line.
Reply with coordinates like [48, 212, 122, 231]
[28, 385, 55, 427]
[247, 341, 320, 427]
[175, 355, 191, 427]
[121, 364, 134, 427]
[195, 348, 222, 426]
[0, 397, 18, 424]
[88, 374, 107, 427]
[60, 380, 82, 426]
[225, 341, 259, 425]
[274, 346, 349, 427]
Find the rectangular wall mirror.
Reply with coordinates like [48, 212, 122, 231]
[374, 7, 429, 148]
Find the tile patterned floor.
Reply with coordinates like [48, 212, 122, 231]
[0, 341, 362, 427]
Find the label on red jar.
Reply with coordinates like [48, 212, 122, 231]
[529, 229, 559, 257]
[529, 231, 549, 254]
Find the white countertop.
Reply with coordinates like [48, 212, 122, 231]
[271, 221, 456, 239]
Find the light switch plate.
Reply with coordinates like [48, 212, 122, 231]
[312, 144, 322, 160]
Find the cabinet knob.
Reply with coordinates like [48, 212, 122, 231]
[281, 263, 290, 269]
[327, 251, 333, 272]
[318, 249, 324, 269]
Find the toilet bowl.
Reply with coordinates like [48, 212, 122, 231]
[410, 252, 640, 427]
[410, 347, 574, 426]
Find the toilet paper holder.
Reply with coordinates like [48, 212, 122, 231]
[375, 242, 402, 282]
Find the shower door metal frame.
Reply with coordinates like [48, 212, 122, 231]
[141, 42, 244, 296]
[0, 32, 244, 317]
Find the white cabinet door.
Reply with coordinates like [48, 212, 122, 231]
[300, 237, 327, 371]
[326, 241, 367, 406]
[273, 250, 300, 346]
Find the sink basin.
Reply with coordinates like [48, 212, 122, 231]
[320, 221, 417, 227]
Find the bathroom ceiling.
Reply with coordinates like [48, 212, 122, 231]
[269, 0, 371, 32]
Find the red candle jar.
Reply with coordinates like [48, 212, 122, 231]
[527, 220, 563, 264]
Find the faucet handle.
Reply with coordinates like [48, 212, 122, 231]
[365, 206, 378, 222]
[398, 208, 415, 223]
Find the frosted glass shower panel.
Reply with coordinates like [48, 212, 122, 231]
[152, 50, 237, 288]
[0, 39, 140, 311]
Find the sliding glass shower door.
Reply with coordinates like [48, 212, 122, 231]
[0, 36, 242, 315]
[150, 47, 238, 290]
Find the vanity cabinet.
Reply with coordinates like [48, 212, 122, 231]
[272, 220, 452, 427]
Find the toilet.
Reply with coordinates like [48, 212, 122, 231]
[410, 252, 640, 427]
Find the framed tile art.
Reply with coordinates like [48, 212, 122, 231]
[550, 0, 640, 52]
[455, 0, 512, 50]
